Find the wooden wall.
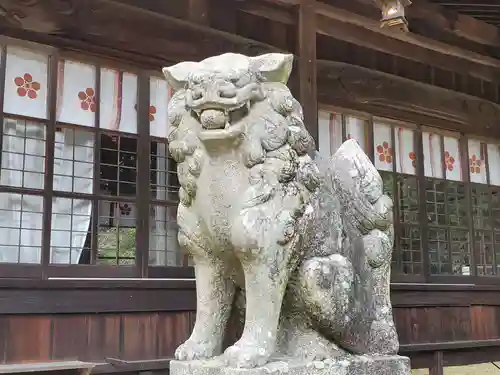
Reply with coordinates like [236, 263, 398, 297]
[1, 281, 500, 371]
[0, 312, 194, 364]
[0, 279, 196, 372]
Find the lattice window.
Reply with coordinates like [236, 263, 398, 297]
[0, 39, 184, 278]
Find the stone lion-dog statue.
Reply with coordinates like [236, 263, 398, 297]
[163, 53, 405, 372]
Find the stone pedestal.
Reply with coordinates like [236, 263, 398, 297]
[170, 355, 411, 375]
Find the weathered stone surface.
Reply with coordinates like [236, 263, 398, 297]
[171, 356, 411, 375]
[163, 52, 409, 374]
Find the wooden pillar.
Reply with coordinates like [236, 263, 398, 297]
[430, 351, 444, 375]
[297, 0, 318, 148]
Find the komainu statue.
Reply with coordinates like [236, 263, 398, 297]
[163, 53, 411, 375]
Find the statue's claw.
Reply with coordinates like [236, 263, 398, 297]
[175, 338, 220, 361]
[222, 341, 271, 368]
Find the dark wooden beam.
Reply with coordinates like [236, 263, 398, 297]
[359, 0, 500, 47]
[315, 2, 500, 81]
[260, 0, 500, 47]
[297, 0, 318, 147]
[249, 0, 500, 81]
[317, 59, 500, 137]
[187, 0, 210, 25]
[0, 0, 282, 66]
[316, 14, 498, 82]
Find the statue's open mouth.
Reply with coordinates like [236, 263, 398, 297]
[192, 103, 249, 142]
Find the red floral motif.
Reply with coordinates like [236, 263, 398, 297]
[119, 203, 132, 216]
[444, 151, 455, 172]
[78, 88, 96, 112]
[14, 73, 41, 99]
[149, 105, 156, 121]
[409, 151, 417, 169]
[133, 104, 157, 121]
[376, 141, 393, 164]
[469, 154, 482, 174]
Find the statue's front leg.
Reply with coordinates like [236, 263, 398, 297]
[224, 207, 298, 368]
[223, 245, 293, 368]
[175, 232, 235, 361]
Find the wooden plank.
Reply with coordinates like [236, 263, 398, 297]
[120, 314, 159, 360]
[187, 0, 209, 25]
[0, 361, 95, 374]
[51, 316, 90, 361]
[0, 288, 196, 314]
[87, 315, 121, 361]
[297, 0, 318, 146]
[4, 317, 52, 363]
[157, 312, 193, 358]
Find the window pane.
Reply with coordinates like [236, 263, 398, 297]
[422, 131, 443, 179]
[53, 128, 94, 194]
[468, 139, 487, 184]
[100, 134, 137, 196]
[398, 175, 419, 224]
[317, 111, 341, 157]
[56, 59, 97, 127]
[97, 200, 136, 265]
[4, 45, 49, 119]
[0, 193, 43, 263]
[379, 171, 394, 198]
[100, 68, 138, 134]
[374, 121, 393, 171]
[394, 127, 416, 175]
[476, 230, 494, 276]
[446, 181, 468, 227]
[488, 143, 500, 186]
[443, 136, 462, 181]
[50, 197, 92, 264]
[1, 118, 46, 190]
[150, 140, 179, 201]
[345, 115, 367, 151]
[429, 228, 449, 275]
[425, 179, 446, 226]
[149, 204, 182, 266]
[397, 225, 422, 275]
[471, 184, 491, 230]
[150, 76, 171, 139]
[427, 178, 470, 276]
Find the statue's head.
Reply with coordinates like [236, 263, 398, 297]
[164, 53, 317, 206]
[163, 53, 294, 143]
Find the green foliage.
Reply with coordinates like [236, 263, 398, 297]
[97, 227, 136, 265]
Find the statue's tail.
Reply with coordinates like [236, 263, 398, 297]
[300, 140, 399, 355]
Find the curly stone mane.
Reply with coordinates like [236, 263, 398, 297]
[167, 80, 320, 208]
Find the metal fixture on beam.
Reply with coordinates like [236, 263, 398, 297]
[374, 0, 412, 32]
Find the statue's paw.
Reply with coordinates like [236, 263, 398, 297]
[222, 342, 271, 368]
[175, 338, 219, 361]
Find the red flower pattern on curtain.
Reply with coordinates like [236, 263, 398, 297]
[14, 73, 41, 99]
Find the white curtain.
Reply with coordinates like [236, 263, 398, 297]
[0, 118, 93, 264]
[149, 142, 180, 266]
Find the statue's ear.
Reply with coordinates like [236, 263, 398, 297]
[162, 61, 199, 91]
[250, 53, 294, 84]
